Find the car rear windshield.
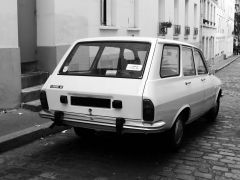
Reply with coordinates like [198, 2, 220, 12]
[59, 41, 151, 79]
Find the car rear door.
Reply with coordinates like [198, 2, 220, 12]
[193, 49, 216, 113]
[181, 46, 205, 120]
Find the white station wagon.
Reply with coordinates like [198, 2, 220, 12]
[40, 37, 222, 148]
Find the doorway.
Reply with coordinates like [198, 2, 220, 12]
[18, 0, 37, 72]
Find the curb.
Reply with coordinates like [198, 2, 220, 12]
[215, 56, 240, 73]
[0, 122, 69, 153]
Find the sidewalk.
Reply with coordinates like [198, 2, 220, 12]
[0, 109, 67, 153]
[211, 55, 240, 73]
[0, 55, 239, 153]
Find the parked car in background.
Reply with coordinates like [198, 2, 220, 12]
[40, 37, 222, 149]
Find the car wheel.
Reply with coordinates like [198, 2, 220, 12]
[169, 115, 185, 150]
[207, 97, 220, 122]
[73, 127, 95, 138]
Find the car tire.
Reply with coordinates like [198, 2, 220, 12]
[73, 127, 95, 138]
[169, 115, 185, 150]
[206, 97, 220, 122]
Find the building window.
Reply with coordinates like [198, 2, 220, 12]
[101, 0, 107, 25]
[210, 4, 213, 25]
[185, 0, 189, 26]
[207, 1, 210, 21]
[203, 0, 206, 19]
[100, 0, 116, 26]
[174, 0, 179, 25]
[159, 0, 165, 22]
[174, 25, 181, 35]
[185, 26, 190, 36]
[194, 28, 198, 36]
[213, 6, 216, 25]
[127, 0, 139, 28]
[158, 0, 167, 35]
[194, 3, 197, 27]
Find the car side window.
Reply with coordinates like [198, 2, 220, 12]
[182, 47, 196, 76]
[160, 45, 180, 78]
[194, 49, 208, 75]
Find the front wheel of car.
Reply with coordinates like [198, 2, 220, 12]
[73, 127, 95, 138]
[169, 115, 185, 150]
[206, 97, 220, 122]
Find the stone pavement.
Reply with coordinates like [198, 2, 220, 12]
[0, 55, 239, 154]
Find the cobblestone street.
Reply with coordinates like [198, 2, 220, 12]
[0, 58, 240, 180]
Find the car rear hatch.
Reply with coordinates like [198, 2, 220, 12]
[45, 75, 145, 120]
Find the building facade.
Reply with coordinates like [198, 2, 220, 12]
[201, 0, 217, 62]
[201, 0, 234, 64]
[36, 0, 201, 73]
[215, 0, 235, 58]
[0, 0, 234, 109]
[158, 0, 201, 47]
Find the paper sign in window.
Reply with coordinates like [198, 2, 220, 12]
[106, 70, 117, 76]
[126, 64, 142, 71]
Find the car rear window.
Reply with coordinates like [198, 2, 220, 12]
[59, 41, 151, 79]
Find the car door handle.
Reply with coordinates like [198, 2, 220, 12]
[201, 78, 206, 82]
[185, 81, 191, 85]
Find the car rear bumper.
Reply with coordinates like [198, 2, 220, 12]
[39, 110, 166, 134]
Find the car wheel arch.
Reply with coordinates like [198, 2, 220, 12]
[171, 105, 191, 128]
[216, 88, 222, 102]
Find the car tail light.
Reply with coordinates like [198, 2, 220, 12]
[143, 99, 154, 122]
[40, 90, 49, 110]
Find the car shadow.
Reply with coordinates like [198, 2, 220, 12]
[26, 116, 216, 164]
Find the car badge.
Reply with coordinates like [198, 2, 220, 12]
[50, 85, 63, 89]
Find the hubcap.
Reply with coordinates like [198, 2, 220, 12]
[174, 120, 183, 145]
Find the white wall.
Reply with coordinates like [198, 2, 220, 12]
[54, 0, 90, 46]
[0, 0, 18, 48]
[133, 0, 158, 37]
[53, 0, 159, 45]
[37, 0, 55, 46]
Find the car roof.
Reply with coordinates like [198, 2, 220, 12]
[74, 36, 198, 48]
[157, 38, 198, 48]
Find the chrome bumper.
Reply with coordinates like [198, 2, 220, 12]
[39, 110, 166, 134]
